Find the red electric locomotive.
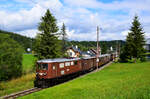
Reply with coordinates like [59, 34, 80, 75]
[34, 53, 116, 88]
[34, 58, 82, 87]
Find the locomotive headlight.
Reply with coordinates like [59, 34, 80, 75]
[43, 73, 47, 75]
[39, 73, 47, 76]
[39, 73, 42, 75]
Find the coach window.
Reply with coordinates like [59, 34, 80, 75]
[52, 65, 56, 70]
[61, 70, 65, 75]
[65, 62, 70, 66]
[71, 61, 74, 65]
[59, 63, 64, 68]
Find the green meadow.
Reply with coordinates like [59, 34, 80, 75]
[20, 62, 150, 99]
[22, 54, 37, 73]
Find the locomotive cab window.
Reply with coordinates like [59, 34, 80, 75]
[38, 63, 48, 70]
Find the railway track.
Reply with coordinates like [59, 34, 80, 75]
[0, 87, 42, 99]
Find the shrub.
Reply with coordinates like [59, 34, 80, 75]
[140, 55, 146, 62]
[0, 34, 24, 81]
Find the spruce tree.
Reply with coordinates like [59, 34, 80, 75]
[35, 9, 62, 59]
[61, 23, 67, 56]
[120, 15, 146, 62]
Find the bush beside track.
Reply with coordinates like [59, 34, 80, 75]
[0, 54, 36, 97]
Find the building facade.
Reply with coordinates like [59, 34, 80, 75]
[66, 46, 81, 57]
[145, 38, 150, 52]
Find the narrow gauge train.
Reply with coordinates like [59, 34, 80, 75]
[34, 53, 116, 88]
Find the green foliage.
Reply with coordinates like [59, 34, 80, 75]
[0, 30, 33, 52]
[101, 43, 107, 54]
[34, 9, 62, 59]
[120, 15, 146, 62]
[140, 55, 146, 62]
[20, 62, 150, 99]
[119, 47, 129, 62]
[0, 34, 24, 81]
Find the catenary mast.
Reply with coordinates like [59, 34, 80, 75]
[96, 26, 100, 70]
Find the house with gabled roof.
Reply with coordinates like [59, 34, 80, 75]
[66, 45, 82, 57]
[81, 48, 101, 57]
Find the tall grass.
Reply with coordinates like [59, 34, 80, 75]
[20, 62, 150, 99]
[0, 73, 35, 97]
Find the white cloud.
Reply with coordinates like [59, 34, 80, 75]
[0, 4, 45, 31]
[64, 0, 150, 11]
[0, 0, 62, 33]
[0, 0, 150, 41]
[121, 30, 130, 36]
[64, 0, 100, 8]
[16, 29, 39, 38]
[66, 28, 126, 41]
[145, 33, 150, 39]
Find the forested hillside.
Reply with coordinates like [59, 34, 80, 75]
[0, 29, 125, 54]
[0, 30, 33, 52]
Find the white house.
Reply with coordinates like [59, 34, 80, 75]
[66, 46, 82, 57]
[145, 38, 150, 52]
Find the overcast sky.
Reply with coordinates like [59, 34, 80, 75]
[0, 0, 150, 41]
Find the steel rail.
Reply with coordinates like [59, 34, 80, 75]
[0, 87, 42, 99]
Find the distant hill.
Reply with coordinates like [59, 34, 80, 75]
[0, 30, 33, 52]
[0, 29, 125, 54]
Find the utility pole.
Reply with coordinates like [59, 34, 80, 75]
[118, 41, 120, 57]
[96, 26, 99, 71]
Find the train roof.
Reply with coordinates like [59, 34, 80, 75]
[82, 57, 95, 59]
[99, 54, 110, 57]
[82, 54, 111, 59]
[37, 58, 81, 63]
[37, 54, 111, 63]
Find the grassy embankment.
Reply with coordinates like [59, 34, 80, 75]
[0, 54, 36, 97]
[20, 62, 150, 99]
[22, 54, 37, 73]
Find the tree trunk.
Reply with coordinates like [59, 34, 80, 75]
[134, 58, 136, 63]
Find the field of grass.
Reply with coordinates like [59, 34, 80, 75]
[20, 62, 150, 99]
[22, 54, 37, 73]
[0, 73, 35, 97]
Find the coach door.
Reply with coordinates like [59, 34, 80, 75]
[82, 60, 86, 70]
[51, 63, 57, 78]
